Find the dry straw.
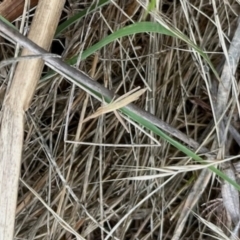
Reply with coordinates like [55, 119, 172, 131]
[0, 0, 240, 239]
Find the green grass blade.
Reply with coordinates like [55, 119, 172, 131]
[0, 15, 17, 30]
[67, 74, 240, 191]
[72, 21, 176, 62]
[51, 22, 219, 81]
[43, 22, 176, 80]
[143, 0, 157, 19]
[120, 107, 240, 191]
[55, 0, 110, 37]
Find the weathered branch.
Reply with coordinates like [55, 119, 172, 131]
[0, 1, 65, 239]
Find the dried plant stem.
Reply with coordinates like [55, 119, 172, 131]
[0, 0, 65, 239]
[172, 168, 212, 240]
[216, 17, 240, 231]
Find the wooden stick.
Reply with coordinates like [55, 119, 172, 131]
[0, 0, 39, 22]
[0, 0, 65, 239]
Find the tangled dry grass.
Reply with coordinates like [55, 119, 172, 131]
[1, 0, 240, 239]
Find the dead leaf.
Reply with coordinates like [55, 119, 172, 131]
[83, 87, 147, 123]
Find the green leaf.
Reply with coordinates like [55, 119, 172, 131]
[45, 22, 219, 81]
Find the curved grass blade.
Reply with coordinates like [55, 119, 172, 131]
[70, 21, 176, 63]
[42, 22, 176, 80]
[82, 22, 218, 79]
[44, 22, 219, 80]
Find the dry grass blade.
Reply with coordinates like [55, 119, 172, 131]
[20, 178, 86, 240]
[83, 87, 146, 122]
[192, 211, 230, 240]
[173, 2, 240, 239]
[1, 0, 240, 239]
[172, 168, 213, 240]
